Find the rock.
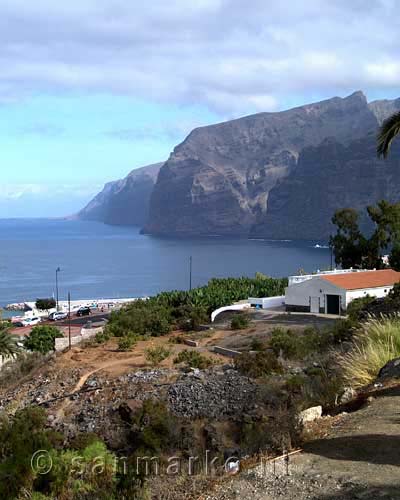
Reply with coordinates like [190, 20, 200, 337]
[340, 387, 356, 404]
[377, 357, 400, 380]
[299, 405, 322, 424]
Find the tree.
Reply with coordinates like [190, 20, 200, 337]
[35, 298, 56, 311]
[377, 111, 400, 158]
[330, 208, 369, 268]
[24, 325, 62, 354]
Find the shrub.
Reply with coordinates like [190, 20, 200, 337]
[231, 314, 250, 330]
[118, 335, 137, 351]
[130, 399, 179, 453]
[0, 352, 48, 388]
[338, 316, 400, 388]
[24, 325, 63, 354]
[145, 345, 171, 366]
[346, 295, 375, 322]
[250, 337, 265, 351]
[94, 330, 112, 344]
[234, 351, 283, 378]
[173, 349, 213, 369]
[270, 328, 297, 358]
[177, 304, 209, 331]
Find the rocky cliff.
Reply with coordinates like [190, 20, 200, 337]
[78, 162, 162, 226]
[80, 92, 400, 239]
[250, 134, 400, 240]
[144, 91, 399, 237]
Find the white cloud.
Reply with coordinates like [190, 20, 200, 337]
[0, 0, 398, 115]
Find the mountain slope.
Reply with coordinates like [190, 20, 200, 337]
[78, 162, 162, 226]
[143, 92, 383, 236]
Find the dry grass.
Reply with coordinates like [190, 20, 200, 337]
[338, 315, 400, 388]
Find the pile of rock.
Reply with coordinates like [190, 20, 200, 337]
[168, 367, 258, 419]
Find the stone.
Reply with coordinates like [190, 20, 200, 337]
[377, 357, 400, 380]
[340, 387, 356, 404]
[299, 406, 322, 424]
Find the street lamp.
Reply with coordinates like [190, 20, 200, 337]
[55, 267, 61, 310]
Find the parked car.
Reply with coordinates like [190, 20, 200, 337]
[21, 316, 41, 327]
[76, 306, 91, 317]
[49, 311, 68, 321]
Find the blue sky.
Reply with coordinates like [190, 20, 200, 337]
[1, 0, 400, 217]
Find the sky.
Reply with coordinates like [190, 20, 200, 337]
[1, 0, 400, 217]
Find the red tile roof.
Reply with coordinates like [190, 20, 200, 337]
[320, 269, 400, 290]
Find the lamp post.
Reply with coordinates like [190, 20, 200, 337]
[55, 267, 61, 311]
[189, 256, 192, 291]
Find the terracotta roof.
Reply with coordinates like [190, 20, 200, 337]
[320, 269, 400, 290]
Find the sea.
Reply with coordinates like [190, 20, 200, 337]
[0, 218, 330, 307]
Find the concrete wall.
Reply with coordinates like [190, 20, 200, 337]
[55, 326, 103, 351]
[248, 295, 285, 309]
[211, 303, 250, 322]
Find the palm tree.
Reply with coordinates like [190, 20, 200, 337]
[0, 327, 20, 358]
[377, 111, 400, 158]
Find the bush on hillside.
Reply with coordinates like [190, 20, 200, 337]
[338, 315, 400, 387]
[118, 333, 138, 351]
[24, 325, 63, 354]
[145, 345, 171, 366]
[173, 349, 213, 369]
[234, 351, 283, 378]
[346, 295, 376, 322]
[0, 352, 48, 388]
[231, 314, 250, 330]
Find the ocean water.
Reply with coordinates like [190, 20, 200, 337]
[0, 219, 330, 306]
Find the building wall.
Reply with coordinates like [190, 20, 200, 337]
[285, 277, 346, 313]
[286, 277, 394, 313]
[345, 285, 393, 306]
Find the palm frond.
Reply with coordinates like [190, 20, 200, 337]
[377, 110, 400, 158]
[0, 329, 20, 358]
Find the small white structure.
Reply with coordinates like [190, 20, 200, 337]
[285, 269, 400, 315]
[248, 296, 285, 309]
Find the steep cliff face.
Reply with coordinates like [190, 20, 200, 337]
[251, 134, 400, 240]
[78, 162, 162, 226]
[144, 92, 381, 236]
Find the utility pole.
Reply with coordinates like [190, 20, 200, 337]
[189, 256, 192, 291]
[55, 267, 61, 310]
[68, 291, 71, 350]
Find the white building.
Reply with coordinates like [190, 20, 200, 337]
[285, 269, 400, 315]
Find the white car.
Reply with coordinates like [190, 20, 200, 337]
[49, 311, 68, 321]
[21, 316, 41, 327]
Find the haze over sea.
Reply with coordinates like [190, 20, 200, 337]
[0, 218, 330, 306]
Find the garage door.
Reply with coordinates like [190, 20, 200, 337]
[326, 294, 340, 315]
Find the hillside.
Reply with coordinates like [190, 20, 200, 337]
[78, 162, 162, 226]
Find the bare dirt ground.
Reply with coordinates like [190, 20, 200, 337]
[205, 384, 400, 500]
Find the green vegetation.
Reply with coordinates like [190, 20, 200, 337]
[377, 109, 400, 158]
[231, 314, 250, 330]
[105, 275, 287, 341]
[270, 323, 353, 361]
[0, 324, 19, 358]
[234, 351, 283, 377]
[145, 345, 171, 365]
[0, 352, 48, 388]
[117, 333, 138, 351]
[339, 316, 400, 388]
[24, 325, 63, 354]
[35, 298, 56, 311]
[173, 349, 213, 369]
[0, 407, 122, 500]
[330, 200, 400, 270]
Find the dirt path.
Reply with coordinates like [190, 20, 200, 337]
[206, 385, 400, 499]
